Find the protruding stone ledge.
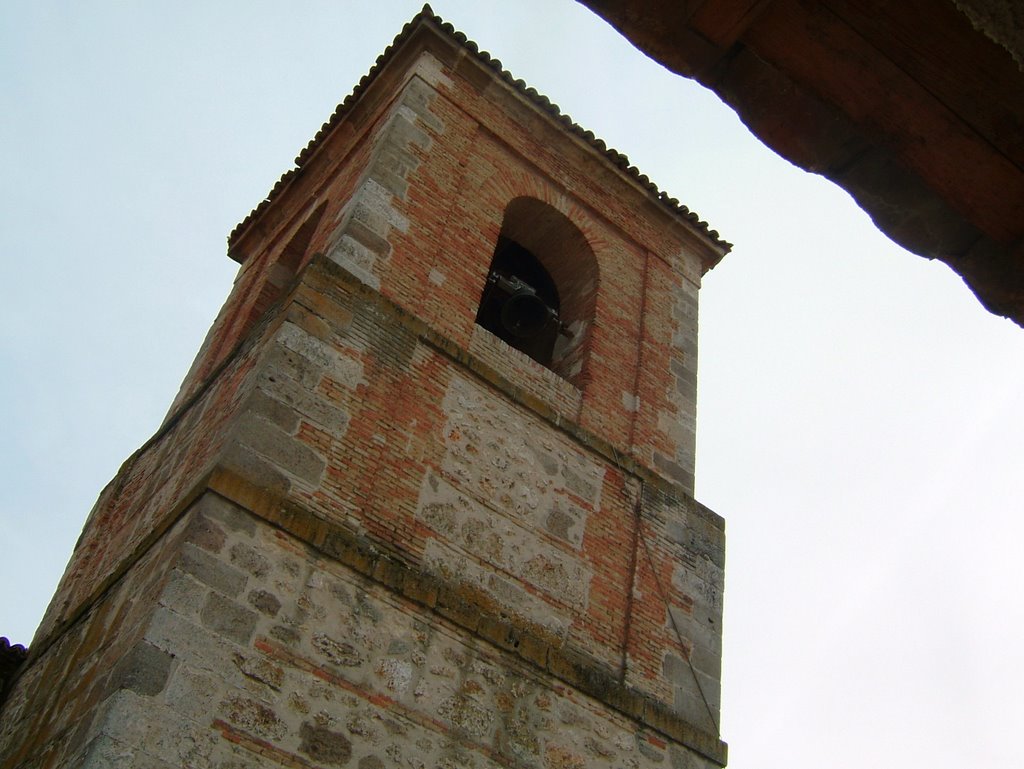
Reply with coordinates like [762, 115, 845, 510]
[207, 468, 729, 767]
[297, 254, 725, 532]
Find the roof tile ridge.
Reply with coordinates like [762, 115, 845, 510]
[228, 6, 730, 252]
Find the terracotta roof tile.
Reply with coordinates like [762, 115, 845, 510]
[0, 636, 28, 688]
[228, 4, 731, 254]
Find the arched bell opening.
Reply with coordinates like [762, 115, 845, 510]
[476, 236, 562, 366]
[475, 197, 598, 386]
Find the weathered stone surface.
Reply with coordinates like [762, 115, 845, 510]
[299, 721, 353, 766]
[417, 472, 591, 606]
[312, 633, 364, 668]
[200, 592, 259, 646]
[159, 569, 206, 617]
[219, 442, 293, 496]
[195, 494, 257, 536]
[184, 513, 226, 553]
[109, 641, 174, 697]
[178, 543, 248, 598]
[439, 374, 602, 545]
[247, 589, 282, 617]
[223, 693, 287, 740]
[172, 515, 721, 765]
[244, 388, 301, 433]
[328, 170, 413, 288]
[275, 322, 366, 391]
[230, 542, 270, 578]
[228, 412, 327, 487]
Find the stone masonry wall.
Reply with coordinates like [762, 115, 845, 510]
[0, 492, 198, 768]
[210, 259, 726, 736]
[253, 260, 722, 721]
[2, 16, 729, 769]
[33, 307, 268, 646]
[18, 492, 721, 769]
[361, 55, 708, 490]
[1, 257, 726, 766]
[211, 32, 718, 496]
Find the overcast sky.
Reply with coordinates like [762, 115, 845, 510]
[3, 2, 1022, 767]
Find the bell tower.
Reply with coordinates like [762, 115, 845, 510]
[0, 8, 731, 768]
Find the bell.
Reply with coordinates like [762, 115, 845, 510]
[501, 288, 553, 338]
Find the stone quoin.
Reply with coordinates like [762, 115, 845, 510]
[0, 7, 732, 768]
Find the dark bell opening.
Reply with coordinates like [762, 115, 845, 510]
[476, 237, 561, 367]
[501, 285, 551, 338]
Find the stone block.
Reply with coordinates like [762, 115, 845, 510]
[345, 217, 392, 259]
[653, 452, 695, 493]
[194, 494, 256, 536]
[644, 698, 688, 745]
[371, 556, 407, 591]
[109, 641, 174, 697]
[247, 589, 282, 617]
[398, 77, 443, 130]
[515, 631, 550, 669]
[666, 517, 725, 571]
[688, 640, 722, 682]
[547, 647, 615, 699]
[221, 693, 286, 741]
[177, 544, 247, 598]
[600, 682, 647, 720]
[219, 442, 292, 496]
[676, 616, 721, 659]
[229, 542, 270, 578]
[244, 389, 301, 434]
[476, 615, 516, 653]
[232, 653, 283, 691]
[299, 721, 352, 766]
[284, 302, 331, 341]
[163, 664, 221, 725]
[228, 412, 326, 487]
[293, 286, 355, 334]
[323, 532, 376, 576]
[159, 569, 206, 616]
[183, 513, 226, 554]
[327, 234, 382, 289]
[663, 651, 694, 687]
[312, 632, 364, 668]
[436, 694, 495, 739]
[200, 592, 258, 646]
[259, 340, 326, 391]
[367, 158, 413, 200]
[400, 570, 439, 608]
[434, 585, 481, 631]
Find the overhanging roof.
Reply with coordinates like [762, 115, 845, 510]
[580, 0, 1024, 326]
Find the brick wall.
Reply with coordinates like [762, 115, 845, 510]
[4, 492, 724, 768]
[1, 13, 729, 769]
[180, 25, 726, 496]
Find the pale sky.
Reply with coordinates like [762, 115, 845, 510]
[3, 2, 1022, 767]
